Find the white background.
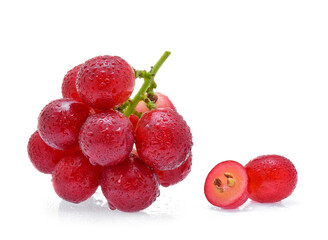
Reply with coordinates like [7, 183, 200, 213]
[0, 0, 327, 239]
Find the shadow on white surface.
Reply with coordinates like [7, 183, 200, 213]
[242, 200, 287, 211]
[58, 192, 175, 222]
[208, 199, 299, 213]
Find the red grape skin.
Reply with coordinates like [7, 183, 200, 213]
[128, 114, 139, 131]
[37, 98, 91, 150]
[100, 153, 160, 212]
[136, 92, 175, 113]
[27, 131, 65, 174]
[245, 155, 297, 203]
[135, 108, 193, 171]
[76, 55, 135, 110]
[61, 64, 83, 101]
[52, 151, 101, 204]
[79, 110, 134, 167]
[131, 92, 176, 131]
[155, 154, 192, 187]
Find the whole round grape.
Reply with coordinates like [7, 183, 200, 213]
[100, 153, 160, 212]
[79, 110, 134, 166]
[135, 108, 193, 170]
[245, 154, 297, 203]
[52, 151, 101, 203]
[76, 55, 135, 109]
[37, 98, 91, 150]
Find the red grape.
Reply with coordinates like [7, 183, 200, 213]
[100, 153, 160, 212]
[136, 92, 175, 113]
[38, 98, 91, 150]
[245, 155, 297, 203]
[52, 151, 101, 203]
[76, 55, 135, 109]
[61, 64, 82, 101]
[155, 154, 192, 187]
[204, 161, 249, 209]
[27, 131, 64, 174]
[135, 108, 193, 170]
[79, 110, 134, 166]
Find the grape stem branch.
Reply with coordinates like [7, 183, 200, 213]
[123, 51, 171, 117]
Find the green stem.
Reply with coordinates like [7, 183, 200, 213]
[123, 51, 171, 117]
[150, 51, 171, 75]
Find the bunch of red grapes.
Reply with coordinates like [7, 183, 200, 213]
[27, 52, 193, 212]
